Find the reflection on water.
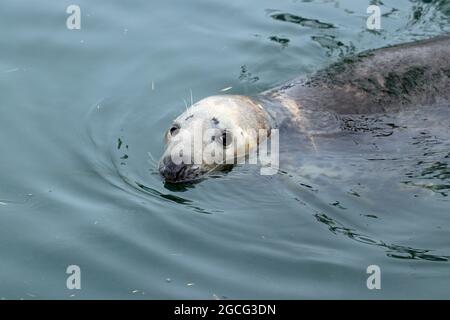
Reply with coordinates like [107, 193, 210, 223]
[268, 36, 290, 48]
[268, 11, 336, 29]
[277, 104, 449, 267]
[410, 0, 450, 22]
[311, 35, 354, 57]
[315, 213, 449, 262]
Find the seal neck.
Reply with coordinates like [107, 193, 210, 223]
[251, 96, 285, 130]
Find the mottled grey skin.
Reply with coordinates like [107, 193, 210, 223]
[259, 35, 450, 134]
[160, 36, 450, 183]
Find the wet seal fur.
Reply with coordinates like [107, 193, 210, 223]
[159, 36, 450, 183]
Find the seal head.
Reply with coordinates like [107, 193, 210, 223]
[159, 95, 272, 183]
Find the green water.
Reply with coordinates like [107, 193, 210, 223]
[0, 0, 449, 299]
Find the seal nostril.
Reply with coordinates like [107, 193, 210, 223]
[163, 156, 172, 167]
[175, 166, 186, 181]
[159, 156, 188, 182]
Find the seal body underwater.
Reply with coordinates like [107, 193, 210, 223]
[159, 35, 450, 183]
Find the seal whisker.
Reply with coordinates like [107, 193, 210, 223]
[204, 162, 224, 176]
[147, 151, 159, 168]
[182, 98, 189, 112]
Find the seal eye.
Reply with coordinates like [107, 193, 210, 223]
[220, 130, 233, 147]
[169, 124, 180, 136]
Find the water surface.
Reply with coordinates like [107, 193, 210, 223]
[0, 0, 449, 299]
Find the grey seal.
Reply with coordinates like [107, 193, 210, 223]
[159, 35, 450, 183]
